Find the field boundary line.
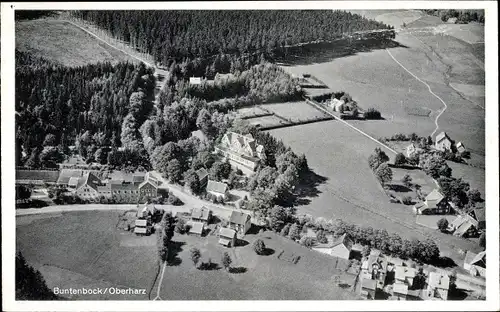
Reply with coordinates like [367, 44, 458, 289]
[153, 261, 167, 300]
[385, 48, 448, 138]
[303, 97, 398, 155]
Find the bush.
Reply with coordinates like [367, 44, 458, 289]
[394, 153, 407, 166]
[402, 174, 412, 187]
[437, 218, 449, 232]
[299, 236, 316, 248]
[175, 218, 187, 234]
[253, 239, 266, 255]
[280, 223, 291, 236]
[401, 196, 413, 205]
[364, 108, 382, 119]
[316, 230, 328, 244]
[167, 193, 183, 206]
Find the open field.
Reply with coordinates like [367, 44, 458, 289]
[235, 106, 272, 119]
[16, 19, 138, 66]
[347, 10, 424, 29]
[16, 210, 360, 300]
[447, 161, 485, 196]
[262, 101, 329, 122]
[246, 115, 288, 128]
[268, 121, 482, 265]
[386, 166, 438, 204]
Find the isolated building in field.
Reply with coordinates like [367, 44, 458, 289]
[464, 251, 486, 277]
[206, 180, 228, 200]
[360, 278, 377, 300]
[215, 132, 265, 173]
[329, 98, 345, 112]
[218, 227, 237, 247]
[456, 142, 466, 153]
[134, 218, 152, 236]
[435, 131, 453, 152]
[228, 210, 252, 235]
[450, 214, 479, 238]
[426, 272, 450, 300]
[191, 206, 212, 225]
[413, 189, 451, 215]
[312, 233, 353, 260]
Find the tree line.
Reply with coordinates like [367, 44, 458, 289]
[69, 10, 393, 66]
[423, 9, 485, 24]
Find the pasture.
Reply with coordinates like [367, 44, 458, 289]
[246, 115, 288, 129]
[386, 166, 438, 204]
[262, 101, 329, 122]
[16, 19, 138, 66]
[16, 211, 360, 300]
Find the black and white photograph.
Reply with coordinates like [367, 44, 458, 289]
[1, 1, 498, 311]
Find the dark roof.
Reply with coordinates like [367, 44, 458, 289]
[195, 168, 209, 181]
[473, 207, 485, 223]
[16, 169, 60, 183]
[77, 172, 101, 191]
[207, 180, 228, 194]
[132, 174, 145, 183]
[110, 182, 139, 192]
[191, 207, 211, 221]
[229, 210, 251, 226]
[436, 131, 451, 143]
[331, 233, 353, 249]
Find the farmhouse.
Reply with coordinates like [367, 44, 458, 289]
[206, 180, 228, 200]
[191, 206, 212, 225]
[405, 143, 421, 158]
[329, 98, 345, 112]
[228, 210, 252, 235]
[456, 142, 466, 153]
[195, 168, 209, 187]
[426, 272, 450, 300]
[450, 214, 479, 237]
[413, 189, 451, 215]
[361, 250, 387, 287]
[215, 131, 265, 173]
[435, 132, 453, 152]
[218, 227, 237, 247]
[311, 233, 353, 260]
[16, 169, 60, 185]
[393, 283, 408, 301]
[395, 265, 416, 286]
[360, 278, 377, 300]
[138, 172, 160, 198]
[463, 251, 486, 277]
[75, 172, 102, 201]
[189, 221, 205, 236]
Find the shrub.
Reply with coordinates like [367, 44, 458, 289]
[280, 223, 291, 237]
[401, 174, 412, 187]
[175, 218, 186, 234]
[394, 153, 407, 166]
[402, 196, 413, 205]
[299, 236, 316, 248]
[167, 193, 183, 206]
[316, 230, 328, 244]
[437, 218, 449, 232]
[364, 108, 382, 119]
[253, 239, 266, 255]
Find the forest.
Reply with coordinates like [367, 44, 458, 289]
[69, 10, 393, 65]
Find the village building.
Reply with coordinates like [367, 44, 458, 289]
[395, 265, 416, 287]
[361, 250, 388, 288]
[57, 169, 84, 186]
[413, 189, 451, 215]
[189, 77, 202, 85]
[456, 141, 466, 153]
[329, 98, 345, 112]
[206, 180, 228, 200]
[426, 272, 450, 300]
[191, 207, 212, 225]
[405, 143, 422, 158]
[450, 214, 479, 237]
[218, 227, 237, 247]
[74, 172, 102, 201]
[16, 169, 60, 186]
[470, 204, 486, 230]
[228, 210, 252, 235]
[464, 251, 486, 277]
[311, 233, 353, 260]
[360, 278, 377, 300]
[392, 283, 408, 301]
[189, 221, 205, 236]
[134, 218, 152, 236]
[195, 168, 209, 187]
[68, 177, 80, 190]
[138, 172, 160, 199]
[215, 132, 265, 174]
[406, 289, 423, 301]
[435, 131, 453, 152]
[110, 181, 141, 203]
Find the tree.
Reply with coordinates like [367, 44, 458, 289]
[437, 218, 449, 232]
[467, 189, 482, 204]
[412, 267, 426, 290]
[253, 239, 266, 255]
[401, 174, 412, 188]
[190, 248, 201, 268]
[16, 185, 32, 201]
[42, 134, 57, 146]
[419, 153, 451, 179]
[402, 196, 413, 205]
[175, 218, 186, 234]
[39, 146, 64, 168]
[268, 205, 291, 232]
[368, 147, 389, 171]
[209, 161, 231, 181]
[184, 169, 202, 195]
[375, 163, 393, 186]
[222, 252, 232, 271]
[166, 159, 183, 183]
[299, 236, 316, 247]
[280, 223, 291, 236]
[150, 142, 181, 174]
[316, 230, 328, 244]
[362, 245, 371, 258]
[479, 232, 485, 249]
[394, 153, 406, 166]
[16, 252, 57, 300]
[437, 176, 470, 208]
[288, 223, 301, 241]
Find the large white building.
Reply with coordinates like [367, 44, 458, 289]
[215, 132, 265, 174]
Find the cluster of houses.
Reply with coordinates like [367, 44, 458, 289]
[406, 131, 467, 158]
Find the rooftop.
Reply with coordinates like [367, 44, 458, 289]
[435, 131, 451, 143]
[393, 283, 409, 295]
[219, 227, 236, 238]
[207, 180, 228, 194]
[361, 278, 377, 290]
[428, 272, 450, 290]
[189, 222, 204, 235]
[425, 189, 445, 203]
[191, 207, 211, 221]
[16, 169, 60, 183]
[229, 210, 251, 226]
[195, 168, 209, 181]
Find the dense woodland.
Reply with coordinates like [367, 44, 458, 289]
[70, 10, 393, 65]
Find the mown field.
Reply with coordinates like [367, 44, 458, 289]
[262, 101, 328, 122]
[16, 19, 138, 66]
[16, 210, 361, 300]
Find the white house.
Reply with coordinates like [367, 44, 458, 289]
[218, 227, 237, 247]
[464, 251, 486, 277]
[413, 189, 451, 215]
[456, 142, 466, 153]
[406, 143, 420, 158]
[206, 180, 228, 200]
[435, 131, 453, 152]
[214, 132, 265, 173]
[426, 272, 450, 300]
[228, 210, 252, 235]
[311, 233, 353, 260]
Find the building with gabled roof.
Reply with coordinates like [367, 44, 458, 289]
[215, 131, 265, 173]
[57, 169, 84, 185]
[395, 266, 416, 286]
[451, 214, 479, 238]
[218, 227, 237, 247]
[189, 221, 205, 236]
[195, 168, 209, 187]
[74, 172, 102, 201]
[138, 172, 159, 199]
[228, 210, 252, 235]
[435, 131, 453, 152]
[406, 143, 418, 158]
[206, 180, 228, 200]
[456, 141, 466, 153]
[464, 250, 486, 277]
[470, 204, 485, 230]
[312, 233, 353, 260]
[427, 272, 450, 300]
[360, 278, 377, 299]
[191, 206, 212, 225]
[413, 189, 451, 215]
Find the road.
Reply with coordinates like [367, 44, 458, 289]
[385, 48, 448, 138]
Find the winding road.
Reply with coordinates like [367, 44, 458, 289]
[385, 48, 448, 138]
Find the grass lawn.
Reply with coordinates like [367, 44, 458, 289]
[247, 115, 288, 128]
[16, 19, 138, 67]
[16, 211, 361, 300]
[262, 101, 328, 122]
[386, 166, 438, 204]
[447, 161, 485, 196]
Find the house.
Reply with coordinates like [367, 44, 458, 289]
[360, 278, 377, 300]
[134, 218, 152, 236]
[16, 169, 60, 185]
[138, 172, 159, 199]
[435, 131, 453, 152]
[456, 141, 466, 153]
[427, 272, 450, 300]
[395, 265, 416, 286]
[195, 168, 209, 187]
[75, 172, 102, 201]
[329, 98, 345, 112]
[57, 169, 84, 185]
[311, 233, 353, 260]
[206, 180, 228, 200]
[218, 227, 237, 247]
[191, 207, 212, 225]
[189, 221, 205, 236]
[413, 189, 450, 215]
[450, 214, 479, 237]
[214, 132, 265, 173]
[68, 177, 80, 190]
[110, 181, 140, 203]
[228, 210, 252, 235]
[464, 251, 486, 277]
[406, 289, 423, 301]
[189, 77, 202, 85]
[361, 250, 388, 287]
[393, 283, 408, 301]
[405, 143, 422, 158]
[470, 204, 485, 230]
[97, 184, 112, 199]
